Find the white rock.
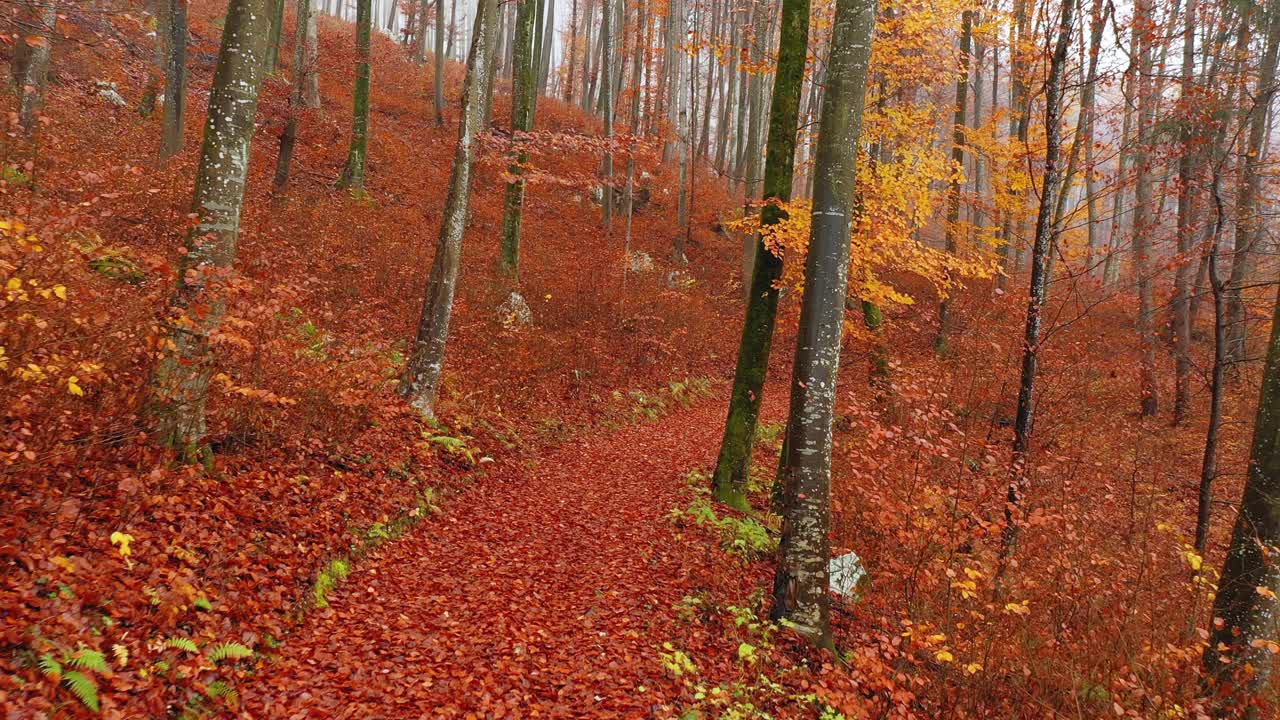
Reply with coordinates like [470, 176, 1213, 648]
[95, 80, 127, 108]
[497, 291, 532, 329]
[625, 251, 654, 274]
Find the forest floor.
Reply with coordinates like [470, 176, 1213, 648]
[242, 394, 785, 719]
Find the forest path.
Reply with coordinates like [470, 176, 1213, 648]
[242, 396, 764, 718]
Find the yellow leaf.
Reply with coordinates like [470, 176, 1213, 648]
[53, 285, 66, 300]
[67, 376, 84, 396]
[934, 650, 954, 663]
[50, 555, 75, 573]
[1256, 586, 1277, 600]
[110, 531, 134, 558]
[963, 662, 983, 675]
[1004, 600, 1031, 616]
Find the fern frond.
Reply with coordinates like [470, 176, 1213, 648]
[63, 671, 100, 712]
[111, 644, 129, 668]
[68, 649, 109, 673]
[164, 637, 199, 653]
[206, 642, 253, 663]
[206, 680, 240, 705]
[37, 653, 62, 679]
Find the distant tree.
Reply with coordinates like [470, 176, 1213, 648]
[772, 0, 875, 650]
[711, 0, 810, 511]
[147, 0, 274, 455]
[303, 0, 322, 107]
[499, 0, 537, 278]
[400, 0, 500, 418]
[600, 0, 614, 227]
[160, 0, 189, 160]
[275, 0, 318, 189]
[338, 0, 374, 189]
[435, 0, 447, 124]
[267, 0, 287, 72]
[934, 8, 971, 354]
[11, 0, 57, 135]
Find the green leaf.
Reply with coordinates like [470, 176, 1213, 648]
[206, 642, 254, 663]
[737, 642, 758, 663]
[67, 649, 109, 674]
[63, 671, 100, 712]
[164, 637, 199, 654]
[37, 653, 62, 679]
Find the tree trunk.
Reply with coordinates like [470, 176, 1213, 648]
[338, 0, 374, 190]
[1000, 0, 1077, 559]
[566, 0, 579, 102]
[1172, 0, 1198, 425]
[771, 0, 875, 650]
[303, 0, 322, 106]
[499, 0, 537, 278]
[538, 0, 554, 95]
[267, 0, 286, 73]
[434, 0, 447, 124]
[399, 0, 499, 418]
[11, 0, 57, 135]
[710, 0, 809, 510]
[600, 0, 615, 227]
[160, 0, 189, 160]
[1203, 209, 1280, 716]
[147, 0, 274, 456]
[935, 9, 971, 354]
[1131, 0, 1159, 417]
[1224, 0, 1280, 365]
[274, 0, 316, 189]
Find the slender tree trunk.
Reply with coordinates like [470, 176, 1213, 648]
[274, 0, 316, 189]
[1132, 0, 1159, 417]
[399, 0, 499, 418]
[1000, 0, 1078, 559]
[715, 14, 738, 173]
[935, 9, 971, 354]
[1195, 164, 1231, 556]
[772, 0, 875, 650]
[538, 0, 555, 95]
[710, 0, 809, 510]
[434, 0, 447, 124]
[338, 0, 374, 189]
[303, 0, 322, 105]
[147, 0, 274, 455]
[1225, 0, 1280, 365]
[566, 0, 579, 102]
[601, 0, 615, 227]
[267, 0, 286, 73]
[1172, 0, 1198, 425]
[11, 0, 57, 135]
[160, 0, 189, 160]
[498, 0, 536, 278]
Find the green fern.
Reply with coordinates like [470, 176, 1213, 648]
[37, 653, 62, 679]
[205, 679, 239, 705]
[63, 670, 100, 712]
[206, 642, 253, 663]
[164, 637, 199, 654]
[68, 649, 109, 674]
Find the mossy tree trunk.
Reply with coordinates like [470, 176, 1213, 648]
[771, 0, 875, 650]
[710, 0, 810, 511]
[147, 0, 274, 455]
[400, 0, 499, 418]
[267, 0, 286, 72]
[159, 0, 188, 161]
[498, 0, 537, 279]
[338, 0, 374, 190]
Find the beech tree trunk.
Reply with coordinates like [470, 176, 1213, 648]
[711, 0, 809, 511]
[499, 0, 536, 278]
[600, 0, 615, 227]
[1172, 0, 1198, 425]
[148, 0, 274, 455]
[1224, 0, 1280, 365]
[11, 0, 57, 135]
[160, 0, 188, 160]
[772, 0, 875, 650]
[1203, 235, 1280, 716]
[435, 0, 447, 124]
[400, 0, 499, 418]
[1132, 0, 1159, 417]
[338, 0, 374, 189]
[274, 0, 316, 189]
[303, 0, 322, 106]
[1000, 0, 1078, 558]
[935, 9, 971, 354]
